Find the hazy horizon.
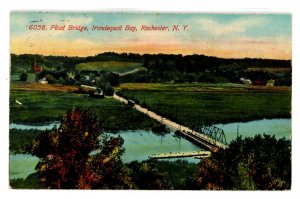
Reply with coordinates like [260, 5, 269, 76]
[10, 51, 292, 61]
[10, 12, 292, 60]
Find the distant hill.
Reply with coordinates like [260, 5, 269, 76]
[10, 54, 84, 73]
[75, 61, 143, 74]
[142, 54, 291, 73]
[10, 52, 291, 74]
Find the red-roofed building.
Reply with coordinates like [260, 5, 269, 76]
[33, 66, 42, 72]
[32, 58, 42, 73]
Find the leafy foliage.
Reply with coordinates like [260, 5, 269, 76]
[89, 136, 135, 189]
[10, 173, 45, 189]
[30, 108, 134, 189]
[191, 135, 291, 190]
[9, 129, 44, 153]
[45, 74, 54, 83]
[153, 160, 198, 189]
[26, 108, 181, 189]
[19, 71, 28, 81]
[128, 161, 171, 189]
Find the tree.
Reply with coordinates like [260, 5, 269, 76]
[19, 71, 28, 81]
[30, 108, 134, 189]
[45, 74, 55, 83]
[128, 161, 171, 189]
[192, 135, 291, 190]
[89, 136, 135, 189]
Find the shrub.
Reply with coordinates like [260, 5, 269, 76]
[19, 71, 28, 81]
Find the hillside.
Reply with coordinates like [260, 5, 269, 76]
[75, 61, 143, 74]
[10, 54, 84, 73]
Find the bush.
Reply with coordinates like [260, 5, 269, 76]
[45, 74, 55, 83]
[19, 71, 28, 81]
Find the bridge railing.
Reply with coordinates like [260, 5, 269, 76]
[113, 94, 228, 148]
[198, 125, 228, 145]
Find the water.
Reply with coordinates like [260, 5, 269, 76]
[215, 118, 291, 143]
[9, 118, 291, 179]
[9, 122, 60, 130]
[9, 154, 40, 180]
[106, 131, 201, 163]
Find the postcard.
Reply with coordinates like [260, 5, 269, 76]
[9, 11, 291, 190]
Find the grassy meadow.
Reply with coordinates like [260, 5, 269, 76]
[75, 61, 143, 74]
[9, 90, 158, 131]
[118, 83, 291, 126]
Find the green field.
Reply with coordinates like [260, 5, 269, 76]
[9, 91, 158, 131]
[117, 82, 250, 91]
[10, 82, 291, 129]
[75, 61, 143, 73]
[118, 83, 291, 126]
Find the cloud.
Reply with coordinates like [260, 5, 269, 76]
[198, 17, 267, 36]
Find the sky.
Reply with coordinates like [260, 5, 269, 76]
[10, 12, 292, 60]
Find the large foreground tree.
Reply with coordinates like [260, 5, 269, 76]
[30, 108, 134, 189]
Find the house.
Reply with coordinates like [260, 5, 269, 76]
[39, 77, 48, 84]
[33, 66, 42, 72]
[239, 78, 252, 84]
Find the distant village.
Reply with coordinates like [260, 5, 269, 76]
[30, 58, 119, 97]
[13, 52, 291, 100]
[30, 56, 277, 93]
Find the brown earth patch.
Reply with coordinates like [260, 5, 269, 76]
[10, 82, 79, 92]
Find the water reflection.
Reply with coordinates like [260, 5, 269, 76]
[107, 130, 201, 163]
[9, 122, 60, 131]
[215, 118, 291, 142]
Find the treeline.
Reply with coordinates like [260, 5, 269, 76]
[143, 54, 291, 73]
[141, 54, 291, 85]
[10, 52, 143, 73]
[11, 52, 291, 73]
[11, 53, 292, 85]
[85, 52, 144, 63]
[10, 54, 84, 72]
